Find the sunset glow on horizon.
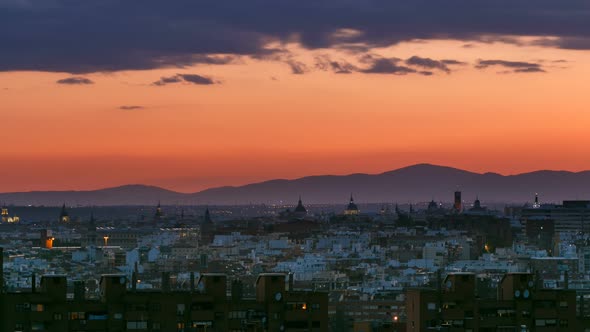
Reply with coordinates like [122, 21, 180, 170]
[3, 4, 590, 193]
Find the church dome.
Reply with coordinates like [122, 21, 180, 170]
[294, 197, 307, 213]
[344, 194, 360, 215]
[346, 199, 358, 211]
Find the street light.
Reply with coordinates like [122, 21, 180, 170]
[103, 236, 109, 247]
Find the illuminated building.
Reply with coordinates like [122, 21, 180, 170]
[1, 206, 8, 223]
[59, 204, 70, 223]
[1, 205, 20, 223]
[40, 229, 54, 249]
[0, 206, 18, 223]
[343, 194, 360, 215]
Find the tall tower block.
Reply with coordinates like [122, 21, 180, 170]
[454, 191, 462, 212]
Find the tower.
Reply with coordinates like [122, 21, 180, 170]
[203, 206, 212, 224]
[533, 193, 541, 209]
[453, 191, 462, 213]
[154, 201, 164, 221]
[59, 203, 70, 223]
[201, 207, 215, 245]
[86, 213, 97, 247]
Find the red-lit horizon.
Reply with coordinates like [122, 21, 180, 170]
[3, 40, 590, 193]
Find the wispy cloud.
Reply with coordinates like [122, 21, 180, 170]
[315, 55, 357, 74]
[56, 76, 94, 85]
[286, 60, 308, 75]
[360, 58, 416, 75]
[152, 74, 217, 86]
[406, 56, 451, 73]
[475, 60, 545, 73]
[119, 105, 145, 110]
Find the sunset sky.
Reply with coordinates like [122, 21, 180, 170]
[2, 1, 590, 193]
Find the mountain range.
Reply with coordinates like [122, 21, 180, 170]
[1, 164, 590, 206]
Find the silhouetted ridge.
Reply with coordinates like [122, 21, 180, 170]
[1, 164, 590, 205]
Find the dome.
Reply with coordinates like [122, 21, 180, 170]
[344, 194, 360, 215]
[346, 194, 358, 211]
[474, 197, 481, 209]
[294, 197, 307, 213]
[428, 200, 437, 210]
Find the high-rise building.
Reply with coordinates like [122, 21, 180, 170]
[453, 191, 462, 213]
[521, 200, 590, 233]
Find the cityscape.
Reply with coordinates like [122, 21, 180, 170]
[2, 182, 590, 331]
[3, 1, 590, 331]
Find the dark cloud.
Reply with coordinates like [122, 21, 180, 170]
[315, 55, 357, 74]
[152, 75, 184, 86]
[56, 76, 94, 85]
[514, 67, 545, 73]
[475, 59, 545, 73]
[405, 56, 451, 73]
[532, 37, 590, 50]
[119, 105, 145, 110]
[314, 53, 459, 76]
[360, 58, 417, 75]
[179, 74, 216, 84]
[2, 1, 590, 73]
[476, 60, 541, 69]
[286, 60, 308, 75]
[152, 74, 216, 86]
[441, 59, 467, 66]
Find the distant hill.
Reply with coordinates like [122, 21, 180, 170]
[2, 164, 590, 205]
[0, 184, 188, 206]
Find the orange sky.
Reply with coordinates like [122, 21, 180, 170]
[2, 40, 590, 193]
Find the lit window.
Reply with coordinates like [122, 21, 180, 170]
[31, 304, 44, 312]
[69, 312, 86, 320]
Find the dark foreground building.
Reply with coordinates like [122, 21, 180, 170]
[406, 272, 582, 332]
[0, 250, 328, 332]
